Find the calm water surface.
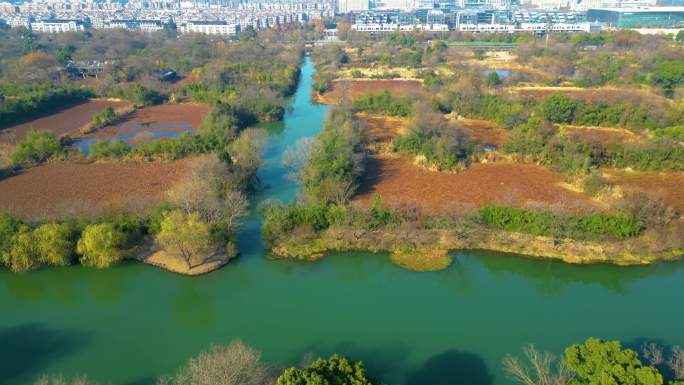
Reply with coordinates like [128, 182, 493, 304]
[1, 57, 683, 385]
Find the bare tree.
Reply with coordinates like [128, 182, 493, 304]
[669, 346, 684, 380]
[168, 155, 249, 230]
[156, 210, 215, 270]
[157, 341, 274, 385]
[503, 345, 573, 385]
[641, 342, 664, 367]
[282, 137, 314, 181]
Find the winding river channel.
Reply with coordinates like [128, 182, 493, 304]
[1, 57, 684, 385]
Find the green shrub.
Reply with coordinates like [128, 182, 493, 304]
[393, 130, 477, 171]
[77, 223, 126, 268]
[365, 195, 401, 230]
[262, 203, 331, 246]
[0, 87, 92, 128]
[276, 354, 376, 385]
[301, 110, 365, 205]
[582, 173, 610, 196]
[565, 338, 663, 385]
[90, 106, 116, 129]
[110, 83, 166, 106]
[0, 214, 20, 265]
[352, 91, 412, 117]
[652, 125, 684, 141]
[88, 140, 129, 159]
[11, 129, 63, 166]
[33, 222, 75, 267]
[480, 205, 642, 240]
[3, 226, 40, 272]
[542, 94, 577, 124]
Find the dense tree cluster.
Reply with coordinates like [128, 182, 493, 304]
[505, 338, 684, 385]
[299, 109, 366, 206]
[393, 103, 478, 171]
[0, 29, 304, 129]
[504, 117, 684, 174]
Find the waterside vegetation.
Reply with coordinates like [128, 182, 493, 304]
[32, 336, 684, 385]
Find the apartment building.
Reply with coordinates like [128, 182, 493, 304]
[178, 19, 239, 34]
[31, 19, 85, 32]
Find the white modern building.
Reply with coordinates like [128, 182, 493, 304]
[338, 0, 369, 13]
[457, 22, 592, 32]
[6, 16, 31, 28]
[178, 20, 239, 34]
[31, 19, 85, 33]
[351, 22, 397, 31]
[100, 19, 166, 32]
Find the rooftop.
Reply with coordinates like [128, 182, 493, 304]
[588, 6, 684, 12]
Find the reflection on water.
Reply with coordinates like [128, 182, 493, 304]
[471, 250, 684, 295]
[2, 56, 684, 385]
[482, 69, 512, 79]
[73, 121, 195, 155]
[171, 284, 216, 329]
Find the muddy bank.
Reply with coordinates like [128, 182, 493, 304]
[84, 103, 210, 140]
[270, 224, 683, 266]
[134, 243, 236, 276]
[0, 99, 131, 143]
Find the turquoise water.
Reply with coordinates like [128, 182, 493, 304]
[1, 57, 684, 385]
[482, 70, 512, 79]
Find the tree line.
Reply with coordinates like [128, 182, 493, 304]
[32, 336, 684, 385]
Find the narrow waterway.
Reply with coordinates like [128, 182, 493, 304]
[1, 57, 683, 385]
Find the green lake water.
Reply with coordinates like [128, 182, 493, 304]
[1, 57, 683, 385]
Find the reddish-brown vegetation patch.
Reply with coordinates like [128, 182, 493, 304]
[605, 170, 684, 213]
[355, 157, 598, 215]
[85, 103, 211, 140]
[0, 99, 131, 143]
[458, 118, 510, 148]
[562, 125, 644, 146]
[0, 159, 192, 220]
[317, 79, 422, 104]
[356, 113, 408, 143]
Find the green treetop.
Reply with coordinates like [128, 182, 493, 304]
[564, 337, 664, 385]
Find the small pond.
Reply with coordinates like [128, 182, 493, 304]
[73, 122, 195, 155]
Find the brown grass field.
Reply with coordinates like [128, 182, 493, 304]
[458, 118, 510, 147]
[317, 79, 422, 104]
[356, 113, 409, 143]
[0, 159, 193, 220]
[605, 170, 684, 213]
[358, 114, 510, 148]
[0, 99, 131, 143]
[355, 157, 598, 215]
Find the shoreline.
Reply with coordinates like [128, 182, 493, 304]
[133, 242, 236, 276]
[268, 225, 683, 267]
